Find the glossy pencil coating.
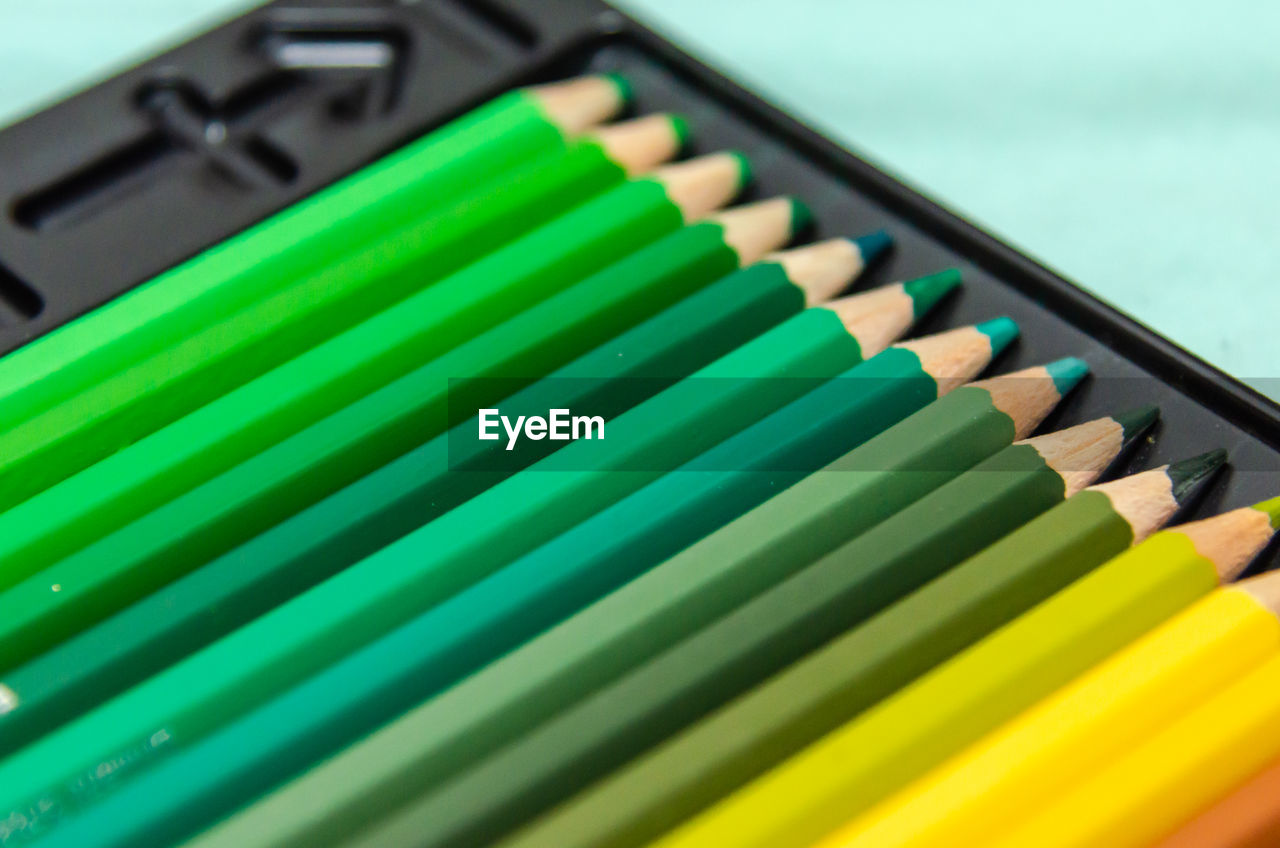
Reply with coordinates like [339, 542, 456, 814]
[343, 399, 1148, 848]
[988, 651, 1280, 848]
[645, 408, 1155, 848]
[29, 279, 963, 848]
[0, 74, 630, 446]
[0, 299, 872, 836]
[0, 192, 791, 674]
[0, 235, 867, 754]
[0, 152, 743, 596]
[0, 114, 685, 512]
[194, 333, 1066, 848]
[820, 499, 1280, 848]
[500, 450, 1224, 848]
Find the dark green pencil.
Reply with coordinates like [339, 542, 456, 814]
[185, 358, 1082, 848]
[497, 451, 1223, 848]
[373, 408, 1156, 848]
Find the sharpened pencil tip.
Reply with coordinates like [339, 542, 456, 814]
[1168, 449, 1227, 504]
[974, 316, 1019, 356]
[603, 72, 633, 106]
[1044, 356, 1089, 396]
[786, 197, 812, 237]
[850, 230, 893, 266]
[1254, 495, 1280, 529]
[1113, 404, 1160, 442]
[902, 269, 961, 319]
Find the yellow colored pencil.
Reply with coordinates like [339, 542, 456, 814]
[824, 518, 1280, 848]
[987, 651, 1280, 848]
[651, 498, 1280, 848]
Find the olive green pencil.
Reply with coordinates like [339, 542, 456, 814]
[497, 451, 1222, 848]
[196, 346, 1101, 848]
[346, 407, 1154, 848]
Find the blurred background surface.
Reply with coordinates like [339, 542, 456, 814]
[1, 0, 1277, 396]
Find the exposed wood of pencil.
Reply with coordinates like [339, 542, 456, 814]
[821, 285, 917, 358]
[650, 152, 748, 220]
[1177, 510, 1278, 582]
[896, 326, 993, 393]
[967, 365, 1064, 438]
[712, 198, 799, 265]
[1090, 466, 1179, 543]
[1080, 450, 1221, 546]
[591, 114, 685, 174]
[1236, 569, 1280, 612]
[527, 74, 628, 132]
[768, 239, 864, 304]
[1020, 416, 1124, 497]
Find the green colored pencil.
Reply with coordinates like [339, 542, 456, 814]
[496, 452, 1222, 848]
[0, 290, 893, 826]
[341, 407, 1155, 848]
[0, 74, 628, 435]
[16, 289, 976, 848]
[0, 113, 684, 510]
[0, 235, 886, 752]
[0, 151, 746, 594]
[0, 192, 797, 673]
[354, 407, 1143, 848]
[188, 328, 1055, 848]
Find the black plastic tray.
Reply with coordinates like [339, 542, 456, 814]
[1, 0, 1276, 568]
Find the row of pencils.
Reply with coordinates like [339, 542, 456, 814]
[0, 72, 1275, 848]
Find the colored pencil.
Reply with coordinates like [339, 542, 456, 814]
[356, 409, 1146, 848]
[0, 151, 745, 594]
[988, 638, 1280, 848]
[817, 497, 1280, 848]
[25, 293, 974, 848]
[0, 285, 894, 832]
[0, 113, 684, 509]
[0, 235, 885, 752]
[499, 452, 1222, 848]
[194, 357, 1081, 848]
[0, 191, 796, 673]
[0, 74, 627, 434]
[1151, 750, 1280, 848]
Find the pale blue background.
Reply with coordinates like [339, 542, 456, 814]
[1, 0, 1277, 396]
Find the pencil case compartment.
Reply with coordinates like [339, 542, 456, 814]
[0, 0, 559, 350]
[0, 0, 1277, 566]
